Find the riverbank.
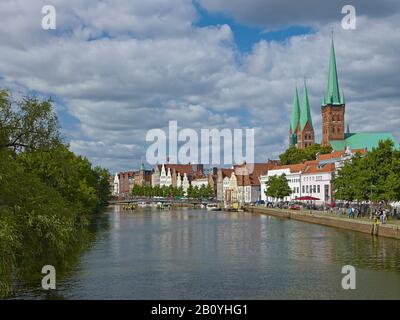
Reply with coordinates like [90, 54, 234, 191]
[247, 206, 400, 240]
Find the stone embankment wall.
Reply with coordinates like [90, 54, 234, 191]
[248, 207, 400, 240]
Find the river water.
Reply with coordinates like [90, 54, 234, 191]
[17, 206, 400, 299]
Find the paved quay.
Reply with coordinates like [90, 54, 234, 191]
[248, 206, 400, 240]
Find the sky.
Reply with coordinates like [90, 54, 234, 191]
[0, 0, 399, 173]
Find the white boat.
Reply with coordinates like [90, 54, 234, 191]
[206, 203, 221, 211]
[137, 202, 147, 208]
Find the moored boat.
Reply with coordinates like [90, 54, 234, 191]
[206, 203, 221, 211]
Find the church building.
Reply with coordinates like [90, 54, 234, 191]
[289, 37, 398, 151]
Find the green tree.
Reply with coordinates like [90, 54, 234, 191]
[333, 140, 400, 203]
[0, 90, 61, 152]
[265, 174, 292, 201]
[333, 153, 369, 202]
[279, 144, 332, 165]
[17, 145, 101, 214]
[367, 139, 400, 203]
[0, 89, 110, 297]
[193, 186, 200, 199]
[177, 186, 184, 197]
[187, 185, 194, 198]
[204, 185, 213, 199]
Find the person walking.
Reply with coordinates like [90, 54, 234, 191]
[380, 210, 384, 225]
[348, 207, 352, 219]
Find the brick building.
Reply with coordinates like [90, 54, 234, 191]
[290, 36, 398, 151]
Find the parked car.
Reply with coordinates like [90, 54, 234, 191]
[289, 204, 301, 210]
[254, 200, 265, 206]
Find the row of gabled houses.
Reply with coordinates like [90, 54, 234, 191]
[111, 146, 366, 205]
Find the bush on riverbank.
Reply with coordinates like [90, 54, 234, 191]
[0, 89, 110, 298]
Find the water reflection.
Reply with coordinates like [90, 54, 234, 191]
[15, 207, 400, 299]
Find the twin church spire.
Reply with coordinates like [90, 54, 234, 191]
[289, 80, 314, 148]
[290, 35, 345, 149]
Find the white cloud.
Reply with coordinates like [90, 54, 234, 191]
[0, 1, 399, 172]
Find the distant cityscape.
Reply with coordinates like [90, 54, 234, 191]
[111, 37, 399, 207]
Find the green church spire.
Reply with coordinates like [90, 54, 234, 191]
[300, 80, 313, 130]
[323, 36, 342, 106]
[290, 87, 300, 132]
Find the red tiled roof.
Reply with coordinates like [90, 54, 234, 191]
[232, 162, 280, 186]
[318, 151, 343, 160]
[318, 148, 367, 160]
[303, 162, 335, 174]
[157, 164, 198, 175]
[220, 168, 234, 178]
[268, 163, 305, 173]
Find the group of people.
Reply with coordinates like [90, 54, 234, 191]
[371, 208, 397, 225]
[346, 207, 362, 219]
[336, 206, 399, 223]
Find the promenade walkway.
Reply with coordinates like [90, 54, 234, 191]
[248, 206, 400, 240]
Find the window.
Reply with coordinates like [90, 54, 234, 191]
[317, 185, 320, 193]
[302, 186, 305, 193]
[313, 185, 316, 193]
[324, 184, 330, 202]
[306, 186, 309, 193]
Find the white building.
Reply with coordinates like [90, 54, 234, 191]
[152, 166, 160, 186]
[260, 164, 303, 203]
[177, 172, 190, 194]
[191, 177, 209, 188]
[301, 162, 335, 204]
[113, 173, 120, 195]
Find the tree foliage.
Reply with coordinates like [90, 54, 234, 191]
[279, 144, 333, 165]
[0, 89, 61, 152]
[333, 140, 400, 203]
[265, 174, 292, 201]
[187, 184, 213, 199]
[131, 183, 214, 200]
[132, 184, 185, 198]
[0, 89, 110, 297]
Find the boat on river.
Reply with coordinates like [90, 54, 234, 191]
[206, 203, 221, 211]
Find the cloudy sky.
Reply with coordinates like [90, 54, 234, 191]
[0, 0, 399, 173]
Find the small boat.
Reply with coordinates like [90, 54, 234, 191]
[156, 202, 164, 209]
[137, 202, 147, 208]
[206, 203, 221, 211]
[122, 203, 136, 210]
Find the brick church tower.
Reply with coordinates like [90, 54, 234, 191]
[321, 37, 345, 146]
[289, 81, 315, 149]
